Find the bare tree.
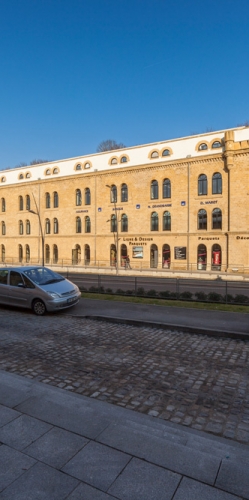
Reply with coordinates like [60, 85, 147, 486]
[15, 162, 28, 168]
[30, 159, 49, 165]
[97, 140, 126, 153]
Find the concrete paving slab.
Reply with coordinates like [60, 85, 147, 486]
[16, 396, 110, 439]
[67, 482, 116, 499]
[173, 477, 244, 500]
[98, 423, 220, 484]
[0, 405, 20, 427]
[216, 458, 249, 499]
[0, 384, 31, 408]
[63, 441, 131, 492]
[108, 457, 181, 500]
[0, 445, 36, 493]
[24, 427, 88, 469]
[0, 415, 52, 451]
[0, 461, 79, 500]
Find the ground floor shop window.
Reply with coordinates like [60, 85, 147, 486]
[212, 244, 221, 270]
[150, 244, 158, 268]
[25, 244, 30, 263]
[121, 244, 127, 267]
[45, 244, 50, 264]
[110, 244, 116, 267]
[72, 244, 81, 265]
[197, 244, 207, 270]
[53, 244, 58, 264]
[84, 244, 90, 265]
[1, 244, 5, 262]
[19, 244, 23, 263]
[162, 244, 170, 268]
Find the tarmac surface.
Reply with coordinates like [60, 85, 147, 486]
[0, 298, 248, 499]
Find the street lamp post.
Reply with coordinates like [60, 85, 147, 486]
[106, 184, 119, 275]
[29, 193, 45, 266]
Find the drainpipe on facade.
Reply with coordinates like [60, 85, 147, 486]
[224, 130, 234, 272]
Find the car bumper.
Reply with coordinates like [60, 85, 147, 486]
[45, 293, 81, 312]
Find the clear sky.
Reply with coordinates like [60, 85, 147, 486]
[1, 0, 249, 169]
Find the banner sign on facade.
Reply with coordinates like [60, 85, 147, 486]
[132, 246, 143, 258]
[174, 246, 186, 260]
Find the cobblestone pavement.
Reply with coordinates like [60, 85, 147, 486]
[0, 307, 249, 444]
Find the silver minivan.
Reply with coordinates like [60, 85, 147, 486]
[0, 266, 81, 315]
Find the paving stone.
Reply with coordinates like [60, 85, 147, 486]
[67, 482, 117, 499]
[216, 458, 249, 499]
[63, 441, 131, 491]
[24, 427, 88, 469]
[0, 405, 20, 427]
[0, 461, 79, 499]
[98, 423, 220, 485]
[109, 457, 181, 500]
[0, 445, 36, 492]
[173, 477, 244, 500]
[0, 415, 52, 451]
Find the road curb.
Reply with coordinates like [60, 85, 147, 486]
[69, 314, 249, 341]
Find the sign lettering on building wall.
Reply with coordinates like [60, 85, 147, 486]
[112, 207, 123, 211]
[200, 200, 218, 205]
[236, 236, 249, 240]
[76, 209, 89, 213]
[174, 247, 187, 260]
[148, 203, 172, 209]
[198, 237, 220, 241]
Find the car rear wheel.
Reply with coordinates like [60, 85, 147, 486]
[32, 299, 46, 316]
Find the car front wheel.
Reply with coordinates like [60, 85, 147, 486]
[32, 299, 46, 316]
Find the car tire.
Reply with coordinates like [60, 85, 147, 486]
[32, 299, 46, 316]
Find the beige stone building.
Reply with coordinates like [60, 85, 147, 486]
[0, 126, 249, 273]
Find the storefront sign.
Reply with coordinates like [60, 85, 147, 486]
[236, 236, 249, 240]
[174, 247, 186, 260]
[198, 237, 220, 241]
[148, 203, 172, 209]
[112, 207, 123, 211]
[122, 237, 153, 242]
[76, 209, 89, 213]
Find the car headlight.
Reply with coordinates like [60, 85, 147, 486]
[47, 291, 60, 299]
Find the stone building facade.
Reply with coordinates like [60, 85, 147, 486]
[0, 126, 249, 273]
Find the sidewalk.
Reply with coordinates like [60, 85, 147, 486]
[66, 297, 249, 340]
[0, 370, 248, 500]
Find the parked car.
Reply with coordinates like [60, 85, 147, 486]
[0, 266, 81, 315]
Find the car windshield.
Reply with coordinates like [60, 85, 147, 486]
[23, 267, 65, 286]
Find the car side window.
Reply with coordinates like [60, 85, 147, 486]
[0, 270, 8, 285]
[22, 274, 35, 288]
[9, 271, 24, 287]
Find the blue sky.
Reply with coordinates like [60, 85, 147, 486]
[1, 0, 249, 169]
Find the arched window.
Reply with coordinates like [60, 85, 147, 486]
[26, 195, 30, 210]
[162, 244, 171, 268]
[72, 244, 81, 265]
[53, 168, 59, 174]
[212, 244, 222, 270]
[19, 174, 24, 179]
[76, 189, 82, 206]
[84, 244, 90, 265]
[19, 196, 23, 211]
[212, 172, 222, 194]
[111, 158, 118, 165]
[110, 185, 117, 203]
[85, 188, 91, 205]
[151, 151, 159, 158]
[151, 180, 158, 200]
[76, 216, 82, 233]
[45, 244, 50, 264]
[198, 143, 208, 151]
[1, 244, 5, 262]
[198, 174, 207, 195]
[1, 198, 5, 212]
[150, 244, 158, 268]
[45, 169, 51, 176]
[53, 244, 58, 264]
[121, 156, 127, 163]
[110, 244, 116, 267]
[26, 220, 31, 235]
[19, 220, 24, 235]
[1, 221, 6, 235]
[45, 192, 50, 209]
[121, 214, 128, 232]
[85, 216, 91, 233]
[151, 212, 159, 231]
[45, 218, 51, 234]
[198, 209, 207, 230]
[76, 164, 82, 171]
[197, 244, 207, 270]
[53, 191, 59, 208]
[162, 149, 170, 156]
[212, 141, 222, 149]
[121, 183, 128, 202]
[163, 179, 171, 198]
[121, 244, 127, 267]
[53, 218, 59, 234]
[84, 162, 91, 169]
[25, 245, 30, 263]
[111, 214, 117, 232]
[212, 208, 222, 229]
[26, 172, 31, 178]
[1, 177, 6, 183]
[19, 244, 23, 263]
[163, 211, 171, 231]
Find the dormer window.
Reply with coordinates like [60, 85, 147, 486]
[76, 164, 82, 171]
[45, 169, 51, 175]
[151, 151, 159, 158]
[162, 149, 170, 156]
[198, 143, 208, 151]
[53, 167, 59, 174]
[111, 158, 118, 165]
[212, 141, 222, 149]
[84, 162, 91, 169]
[120, 156, 127, 163]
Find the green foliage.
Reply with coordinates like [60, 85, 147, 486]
[195, 291, 207, 301]
[180, 291, 193, 300]
[147, 289, 157, 297]
[105, 288, 113, 294]
[159, 291, 171, 298]
[207, 292, 222, 302]
[137, 287, 145, 296]
[234, 294, 249, 304]
[116, 288, 125, 295]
